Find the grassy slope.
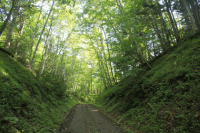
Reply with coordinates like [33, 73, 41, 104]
[0, 50, 77, 132]
[96, 35, 200, 132]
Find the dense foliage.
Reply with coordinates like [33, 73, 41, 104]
[0, 50, 77, 132]
[0, 0, 200, 132]
[96, 34, 200, 132]
[1, 0, 200, 93]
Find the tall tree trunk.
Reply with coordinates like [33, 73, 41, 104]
[55, 49, 61, 76]
[116, 0, 151, 67]
[27, 0, 45, 58]
[100, 36, 112, 85]
[0, 0, 16, 36]
[14, 18, 26, 56]
[88, 33, 110, 87]
[38, 38, 51, 77]
[38, 15, 53, 77]
[63, 55, 68, 81]
[188, 0, 200, 30]
[151, 17, 165, 50]
[180, 2, 193, 32]
[101, 26, 116, 83]
[156, 5, 171, 50]
[15, 0, 31, 56]
[99, 61, 108, 89]
[107, 17, 123, 49]
[180, 0, 198, 31]
[4, 0, 20, 50]
[164, 0, 180, 43]
[4, 13, 17, 50]
[30, 0, 55, 66]
[90, 78, 93, 94]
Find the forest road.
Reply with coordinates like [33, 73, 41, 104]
[58, 104, 125, 133]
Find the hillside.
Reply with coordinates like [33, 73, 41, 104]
[0, 49, 77, 132]
[96, 35, 200, 132]
[1, 0, 200, 132]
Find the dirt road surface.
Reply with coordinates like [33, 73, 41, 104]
[58, 104, 125, 133]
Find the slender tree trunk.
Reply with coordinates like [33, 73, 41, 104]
[170, 4, 181, 37]
[116, 0, 151, 67]
[102, 2, 124, 49]
[100, 37, 112, 85]
[14, 0, 32, 55]
[180, 0, 198, 31]
[180, 2, 193, 32]
[157, 8, 171, 50]
[38, 14, 54, 77]
[101, 26, 116, 83]
[106, 17, 123, 49]
[164, 0, 180, 43]
[14, 0, 30, 57]
[59, 47, 65, 77]
[70, 53, 77, 91]
[188, 0, 200, 29]
[31, 0, 55, 66]
[90, 78, 92, 94]
[14, 17, 26, 56]
[151, 18, 165, 50]
[39, 46, 49, 77]
[4, 0, 20, 50]
[0, 0, 16, 36]
[4, 13, 17, 50]
[27, 0, 45, 58]
[63, 55, 68, 81]
[55, 49, 61, 75]
[88, 33, 111, 87]
[38, 38, 51, 77]
[99, 61, 108, 89]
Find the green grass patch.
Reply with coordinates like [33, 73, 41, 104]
[96, 35, 200, 132]
[0, 50, 78, 132]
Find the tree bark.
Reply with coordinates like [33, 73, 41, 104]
[164, 0, 180, 43]
[38, 14, 54, 77]
[157, 5, 171, 50]
[0, 0, 16, 36]
[14, 18, 26, 56]
[27, 0, 45, 58]
[101, 26, 116, 83]
[180, 2, 193, 31]
[100, 36, 112, 85]
[4, 12, 17, 50]
[180, 0, 198, 31]
[188, 0, 200, 29]
[31, 0, 55, 66]
[116, 0, 151, 67]
[151, 17, 165, 49]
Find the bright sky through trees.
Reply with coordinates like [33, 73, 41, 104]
[0, 0, 200, 94]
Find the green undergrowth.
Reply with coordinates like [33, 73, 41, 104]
[0, 50, 77, 132]
[79, 94, 98, 103]
[96, 35, 200, 132]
